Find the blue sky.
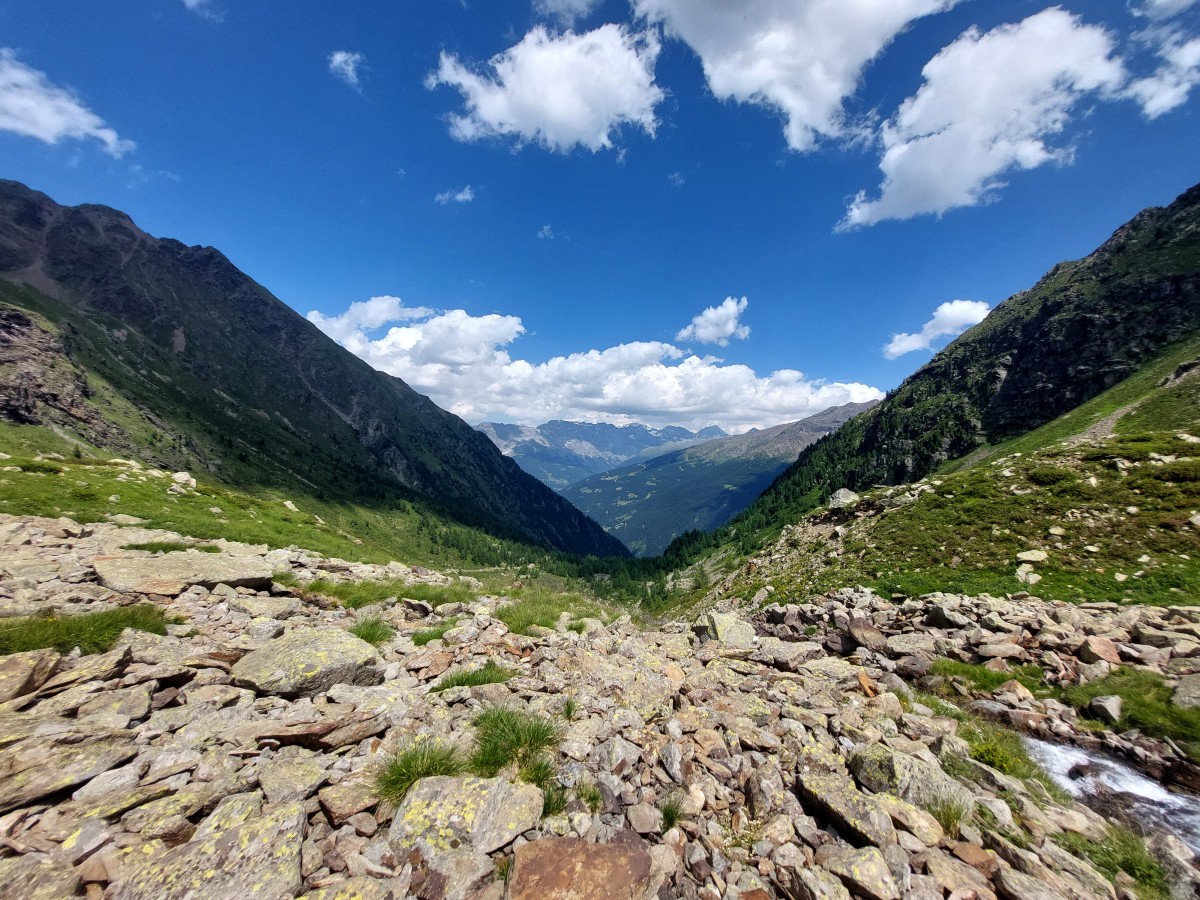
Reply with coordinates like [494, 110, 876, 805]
[2, 0, 1197, 431]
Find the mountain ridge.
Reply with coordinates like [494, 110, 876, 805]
[476, 418, 728, 491]
[0, 179, 627, 558]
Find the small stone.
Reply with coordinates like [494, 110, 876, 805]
[828, 489, 860, 510]
[1077, 636, 1121, 665]
[1016, 550, 1048, 563]
[508, 836, 654, 900]
[626, 803, 663, 834]
[705, 612, 756, 648]
[1088, 695, 1123, 725]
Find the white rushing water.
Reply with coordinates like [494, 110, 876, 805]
[1024, 737, 1200, 852]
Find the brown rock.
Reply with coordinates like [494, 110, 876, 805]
[1077, 636, 1121, 666]
[952, 841, 999, 877]
[848, 619, 889, 654]
[508, 836, 654, 900]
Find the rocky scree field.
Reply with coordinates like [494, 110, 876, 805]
[0, 509, 1198, 900]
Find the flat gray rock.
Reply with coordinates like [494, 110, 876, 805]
[850, 744, 975, 820]
[230, 628, 382, 697]
[93, 553, 273, 596]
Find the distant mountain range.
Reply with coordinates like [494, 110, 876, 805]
[476, 420, 727, 491]
[563, 402, 877, 556]
[0, 180, 626, 558]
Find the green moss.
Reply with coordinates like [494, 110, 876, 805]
[0, 604, 167, 655]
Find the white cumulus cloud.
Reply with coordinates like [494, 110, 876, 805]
[841, 9, 1125, 229]
[434, 185, 475, 205]
[633, 0, 960, 152]
[328, 51, 366, 88]
[306, 296, 431, 344]
[426, 24, 663, 153]
[308, 299, 882, 432]
[533, 0, 602, 27]
[884, 300, 990, 359]
[0, 49, 134, 157]
[676, 297, 751, 347]
[537, 224, 555, 239]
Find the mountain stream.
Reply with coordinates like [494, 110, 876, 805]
[1024, 737, 1200, 852]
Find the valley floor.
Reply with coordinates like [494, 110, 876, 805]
[1, 513, 1198, 899]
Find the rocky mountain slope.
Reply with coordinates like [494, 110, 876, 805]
[694, 182, 1200, 556]
[1, 511, 1198, 899]
[477, 420, 726, 491]
[0, 180, 624, 558]
[564, 402, 876, 557]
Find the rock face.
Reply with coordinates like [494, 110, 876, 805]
[108, 801, 306, 900]
[387, 776, 543, 857]
[0, 512, 1196, 900]
[92, 553, 274, 596]
[231, 629, 384, 697]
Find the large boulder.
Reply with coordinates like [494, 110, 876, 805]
[850, 744, 975, 818]
[92, 553, 273, 596]
[230, 629, 382, 697]
[388, 776, 542, 858]
[508, 836, 655, 900]
[705, 612, 757, 648]
[108, 801, 305, 899]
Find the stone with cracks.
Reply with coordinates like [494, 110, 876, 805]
[508, 836, 654, 900]
[1172, 673, 1200, 709]
[388, 776, 543, 858]
[850, 744, 976, 821]
[796, 773, 896, 847]
[93, 553, 274, 596]
[108, 801, 306, 900]
[1, 730, 137, 813]
[230, 628, 382, 697]
[823, 847, 900, 900]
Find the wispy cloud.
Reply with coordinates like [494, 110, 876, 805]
[537, 224, 555, 239]
[182, 0, 224, 21]
[0, 49, 134, 157]
[434, 185, 475, 205]
[328, 51, 366, 89]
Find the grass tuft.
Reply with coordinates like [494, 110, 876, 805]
[931, 658, 1048, 695]
[660, 794, 684, 831]
[349, 617, 396, 646]
[412, 618, 460, 647]
[494, 589, 608, 636]
[0, 604, 168, 656]
[469, 706, 563, 778]
[430, 660, 515, 693]
[301, 578, 476, 610]
[1062, 668, 1200, 761]
[957, 718, 1071, 803]
[926, 795, 971, 835]
[578, 781, 602, 813]
[122, 540, 219, 554]
[375, 740, 466, 805]
[1054, 827, 1169, 900]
